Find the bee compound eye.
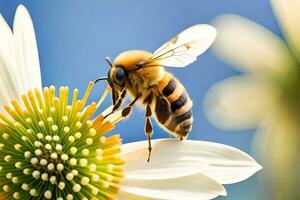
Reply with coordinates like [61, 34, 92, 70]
[115, 67, 126, 86]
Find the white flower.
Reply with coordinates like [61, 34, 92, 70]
[0, 4, 42, 113]
[118, 139, 261, 200]
[204, 0, 300, 131]
[204, 0, 300, 198]
[0, 5, 261, 200]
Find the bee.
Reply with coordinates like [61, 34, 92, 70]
[96, 24, 216, 161]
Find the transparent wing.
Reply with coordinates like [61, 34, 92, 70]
[146, 24, 216, 68]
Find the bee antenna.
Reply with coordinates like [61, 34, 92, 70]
[105, 57, 113, 68]
[94, 77, 109, 84]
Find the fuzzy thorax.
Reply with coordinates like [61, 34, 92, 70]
[113, 50, 164, 95]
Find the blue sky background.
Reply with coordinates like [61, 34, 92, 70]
[0, 1, 281, 199]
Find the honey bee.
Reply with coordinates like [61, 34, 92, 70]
[96, 24, 216, 161]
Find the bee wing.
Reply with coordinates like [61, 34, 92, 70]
[148, 24, 216, 68]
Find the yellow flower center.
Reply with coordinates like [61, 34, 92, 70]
[0, 82, 124, 199]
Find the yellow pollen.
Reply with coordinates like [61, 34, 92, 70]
[0, 82, 124, 199]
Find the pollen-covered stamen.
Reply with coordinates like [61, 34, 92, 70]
[0, 82, 124, 199]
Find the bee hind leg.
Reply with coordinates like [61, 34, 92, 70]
[145, 104, 153, 162]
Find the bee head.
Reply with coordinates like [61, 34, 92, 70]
[105, 57, 127, 91]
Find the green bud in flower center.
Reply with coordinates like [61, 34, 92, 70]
[0, 83, 124, 199]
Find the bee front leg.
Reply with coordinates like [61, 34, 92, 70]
[104, 89, 126, 118]
[121, 92, 142, 117]
[145, 104, 153, 162]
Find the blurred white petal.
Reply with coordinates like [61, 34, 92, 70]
[121, 139, 262, 184]
[251, 117, 275, 161]
[209, 4, 300, 199]
[212, 14, 296, 76]
[13, 5, 42, 92]
[271, 0, 300, 59]
[118, 173, 226, 200]
[252, 107, 296, 169]
[204, 75, 275, 130]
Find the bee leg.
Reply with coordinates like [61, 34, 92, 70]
[104, 90, 126, 118]
[121, 92, 142, 117]
[145, 104, 153, 162]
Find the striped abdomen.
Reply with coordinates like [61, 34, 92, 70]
[155, 72, 193, 138]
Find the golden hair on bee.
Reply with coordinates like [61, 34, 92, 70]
[96, 24, 217, 161]
[112, 50, 164, 96]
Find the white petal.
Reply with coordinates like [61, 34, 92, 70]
[118, 173, 226, 200]
[13, 5, 42, 93]
[212, 14, 296, 76]
[121, 139, 206, 180]
[0, 14, 21, 109]
[121, 139, 262, 184]
[271, 0, 300, 59]
[204, 75, 276, 130]
[117, 190, 154, 200]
